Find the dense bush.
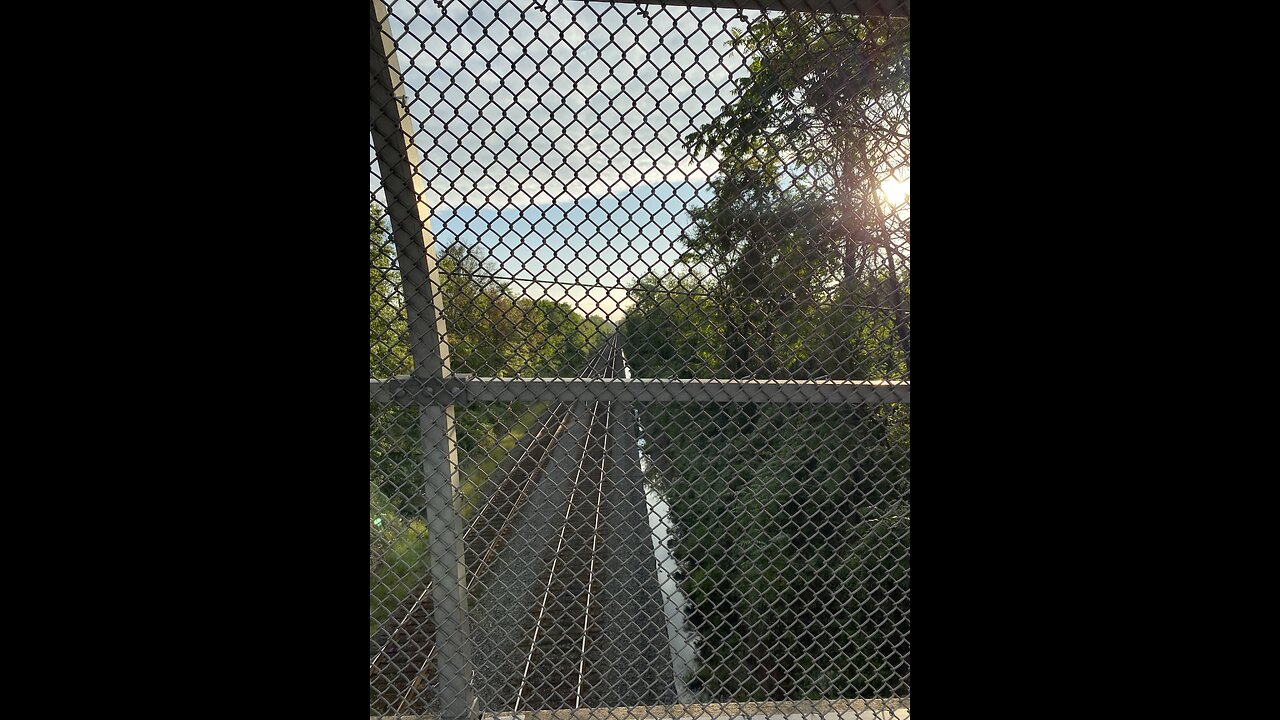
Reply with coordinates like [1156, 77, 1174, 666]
[620, 12, 910, 700]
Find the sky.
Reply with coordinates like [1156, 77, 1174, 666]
[433, 178, 714, 320]
[371, 0, 765, 320]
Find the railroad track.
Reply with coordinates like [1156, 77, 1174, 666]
[372, 335, 671, 715]
[512, 397, 611, 711]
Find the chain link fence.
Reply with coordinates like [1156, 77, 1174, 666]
[371, 1, 909, 718]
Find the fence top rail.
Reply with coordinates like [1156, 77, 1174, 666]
[371, 697, 911, 720]
[370, 374, 909, 405]
[586, 0, 910, 16]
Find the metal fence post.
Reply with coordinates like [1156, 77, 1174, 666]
[370, 1, 477, 718]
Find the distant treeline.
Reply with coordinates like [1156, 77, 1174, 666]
[370, 204, 609, 635]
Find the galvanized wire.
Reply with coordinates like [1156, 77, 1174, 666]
[371, 1, 908, 717]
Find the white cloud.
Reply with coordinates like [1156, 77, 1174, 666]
[373, 1, 766, 319]
[505, 275, 633, 322]
[378, 0, 758, 211]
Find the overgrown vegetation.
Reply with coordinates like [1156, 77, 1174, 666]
[621, 13, 910, 700]
[369, 207, 609, 633]
[370, 10, 909, 702]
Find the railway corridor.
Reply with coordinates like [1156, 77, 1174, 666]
[372, 336, 675, 714]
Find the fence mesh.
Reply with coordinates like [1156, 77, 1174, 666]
[371, 1, 909, 717]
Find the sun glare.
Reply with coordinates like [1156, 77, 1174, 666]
[880, 176, 910, 209]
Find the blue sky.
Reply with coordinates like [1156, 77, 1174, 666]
[372, 0, 764, 319]
[432, 178, 714, 320]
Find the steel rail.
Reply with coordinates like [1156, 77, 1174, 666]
[575, 401, 613, 708]
[369, 338, 620, 676]
[374, 333, 631, 712]
[465, 335, 615, 550]
[369, 405, 567, 675]
[378, 401, 581, 710]
[371, 376, 909, 407]
[468, 405, 577, 585]
[513, 399, 605, 713]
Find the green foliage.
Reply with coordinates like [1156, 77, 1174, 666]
[370, 207, 411, 378]
[370, 204, 608, 516]
[639, 401, 910, 701]
[369, 204, 609, 634]
[439, 243, 608, 378]
[624, 13, 911, 702]
[369, 13, 912, 696]
[370, 477, 429, 635]
[622, 274, 725, 379]
[686, 14, 909, 166]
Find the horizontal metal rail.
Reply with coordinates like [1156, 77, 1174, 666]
[370, 697, 911, 720]
[591, 0, 909, 16]
[370, 375, 909, 406]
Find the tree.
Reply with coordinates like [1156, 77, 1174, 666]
[685, 13, 910, 373]
[370, 203, 612, 713]
[371, 205, 610, 519]
[620, 14, 911, 701]
[371, 205, 411, 378]
[680, 161, 843, 379]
